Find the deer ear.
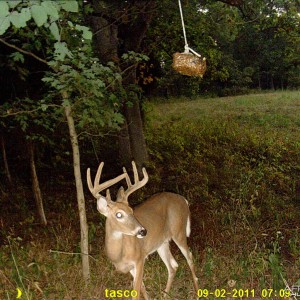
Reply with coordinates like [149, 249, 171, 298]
[97, 196, 109, 216]
[116, 186, 127, 203]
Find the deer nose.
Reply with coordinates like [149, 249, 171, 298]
[137, 228, 147, 238]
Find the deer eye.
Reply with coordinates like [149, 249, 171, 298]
[116, 212, 123, 219]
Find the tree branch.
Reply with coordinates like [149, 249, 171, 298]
[0, 37, 48, 66]
[0, 104, 60, 118]
[49, 249, 97, 261]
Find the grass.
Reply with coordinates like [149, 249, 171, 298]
[144, 90, 300, 299]
[147, 91, 300, 132]
[1, 90, 300, 299]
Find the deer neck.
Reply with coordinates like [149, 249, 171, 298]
[104, 220, 125, 262]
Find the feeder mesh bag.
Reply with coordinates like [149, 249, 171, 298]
[172, 52, 206, 77]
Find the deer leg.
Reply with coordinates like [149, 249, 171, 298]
[157, 241, 178, 297]
[173, 236, 199, 293]
[130, 262, 146, 300]
[141, 281, 149, 300]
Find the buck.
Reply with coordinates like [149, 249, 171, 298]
[87, 161, 199, 299]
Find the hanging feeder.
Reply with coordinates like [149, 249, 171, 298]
[172, 47, 206, 77]
[173, 0, 207, 78]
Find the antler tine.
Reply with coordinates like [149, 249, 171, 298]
[122, 167, 132, 187]
[87, 167, 94, 195]
[94, 162, 104, 192]
[106, 189, 112, 202]
[123, 161, 149, 199]
[132, 161, 139, 183]
[141, 167, 148, 182]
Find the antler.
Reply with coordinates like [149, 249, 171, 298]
[87, 161, 148, 200]
[122, 161, 149, 201]
[87, 162, 127, 198]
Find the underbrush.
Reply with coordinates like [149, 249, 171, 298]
[1, 91, 300, 299]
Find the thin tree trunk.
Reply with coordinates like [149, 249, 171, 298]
[63, 95, 90, 281]
[28, 140, 47, 226]
[1, 134, 12, 188]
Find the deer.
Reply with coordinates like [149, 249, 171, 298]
[87, 161, 199, 300]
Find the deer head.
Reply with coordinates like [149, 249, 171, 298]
[87, 161, 148, 238]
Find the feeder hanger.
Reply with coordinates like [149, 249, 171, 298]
[172, 0, 207, 77]
[178, 0, 202, 58]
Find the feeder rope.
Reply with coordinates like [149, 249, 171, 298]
[178, 0, 188, 51]
[177, 0, 202, 58]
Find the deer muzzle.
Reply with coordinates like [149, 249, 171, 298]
[136, 228, 147, 239]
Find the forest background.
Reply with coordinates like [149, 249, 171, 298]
[0, 0, 299, 299]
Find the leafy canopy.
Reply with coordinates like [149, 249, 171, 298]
[0, 0, 125, 136]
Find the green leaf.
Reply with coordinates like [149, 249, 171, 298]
[49, 22, 60, 41]
[54, 41, 73, 61]
[8, 1, 21, 8]
[31, 4, 48, 27]
[10, 52, 24, 63]
[41, 1, 59, 21]
[41, 104, 48, 111]
[60, 1, 78, 13]
[9, 10, 30, 28]
[82, 28, 92, 40]
[0, 2, 9, 18]
[126, 100, 133, 108]
[75, 24, 92, 40]
[0, 16, 10, 35]
[41, 77, 52, 83]
[20, 7, 31, 22]
[62, 98, 71, 107]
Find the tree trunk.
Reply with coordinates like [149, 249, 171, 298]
[118, 120, 132, 167]
[270, 74, 275, 90]
[125, 100, 149, 171]
[1, 134, 12, 189]
[123, 69, 149, 171]
[27, 140, 47, 226]
[63, 95, 90, 282]
[90, 1, 154, 169]
[120, 0, 156, 166]
[118, 1, 156, 169]
[89, 14, 133, 164]
[257, 71, 261, 90]
[90, 15, 119, 64]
